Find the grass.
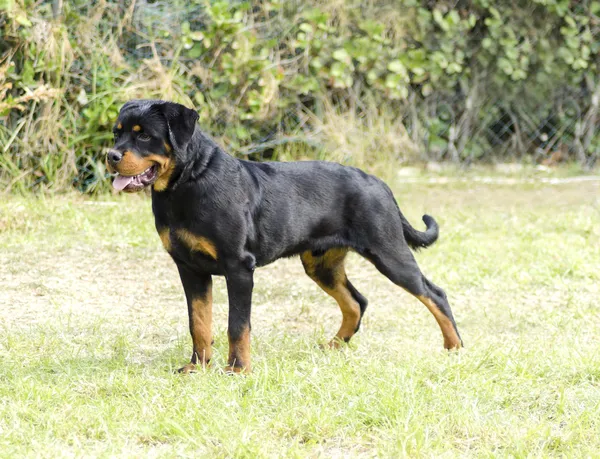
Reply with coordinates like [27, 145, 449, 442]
[0, 176, 599, 457]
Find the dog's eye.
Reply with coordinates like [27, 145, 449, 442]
[138, 133, 151, 142]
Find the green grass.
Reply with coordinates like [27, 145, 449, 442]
[1, 177, 599, 457]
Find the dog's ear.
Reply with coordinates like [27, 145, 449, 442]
[158, 102, 199, 153]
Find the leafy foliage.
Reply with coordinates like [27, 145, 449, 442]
[0, 0, 599, 192]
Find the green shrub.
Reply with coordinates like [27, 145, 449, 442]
[0, 0, 598, 192]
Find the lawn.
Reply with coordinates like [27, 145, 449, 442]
[1, 175, 599, 457]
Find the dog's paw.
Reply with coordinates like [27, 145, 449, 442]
[223, 365, 250, 375]
[319, 337, 349, 350]
[444, 338, 463, 351]
[177, 363, 198, 374]
[178, 361, 212, 374]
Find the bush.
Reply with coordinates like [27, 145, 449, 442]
[1, 0, 599, 192]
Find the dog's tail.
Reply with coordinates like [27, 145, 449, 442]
[400, 212, 439, 250]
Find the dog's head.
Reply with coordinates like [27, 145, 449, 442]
[107, 100, 199, 192]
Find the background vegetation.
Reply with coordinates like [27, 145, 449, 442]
[1, 0, 599, 192]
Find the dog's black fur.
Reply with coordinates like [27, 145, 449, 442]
[108, 100, 462, 373]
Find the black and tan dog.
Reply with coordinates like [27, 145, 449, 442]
[107, 100, 462, 373]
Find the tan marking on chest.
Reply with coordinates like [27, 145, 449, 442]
[176, 229, 218, 260]
[158, 228, 171, 252]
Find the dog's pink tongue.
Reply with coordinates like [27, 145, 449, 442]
[113, 174, 133, 191]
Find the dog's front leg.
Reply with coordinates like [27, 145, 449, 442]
[176, 264, 213, 374]
[224, 265, 254, 373]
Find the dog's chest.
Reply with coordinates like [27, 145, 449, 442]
[157, 226, 216, 259]
[152, 196, 221, 273]
[155, 224, 221, 274]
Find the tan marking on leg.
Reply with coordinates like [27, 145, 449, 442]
[132, 125, 141, 132]
[326, 283, 361, 347]
[178, 283, 213, 374]
[158, 228, 171, 252]
[175, 229, 218, 260]
[301, 248, 360, 347]
[301, 248, 348, 276]
[323, 248, 348, 266]
[190, 290, 213, 365]
[226, 326, 251, 373]
[417, 295, 462, 350]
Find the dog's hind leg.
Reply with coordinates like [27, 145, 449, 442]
[417, 276, 462, 349]
[301, 248, 368, 347]
[364, 245, 462, 350]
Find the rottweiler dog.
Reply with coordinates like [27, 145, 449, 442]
[107, 100, 462, 373]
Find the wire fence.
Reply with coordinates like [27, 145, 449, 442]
[402, 84, 599, 166]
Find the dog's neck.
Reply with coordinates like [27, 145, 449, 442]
[164, 128, 239, 192]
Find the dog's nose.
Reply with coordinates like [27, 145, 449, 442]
[107, 150, 123, 165]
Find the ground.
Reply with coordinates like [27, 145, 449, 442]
[0, 174, 599, 457]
